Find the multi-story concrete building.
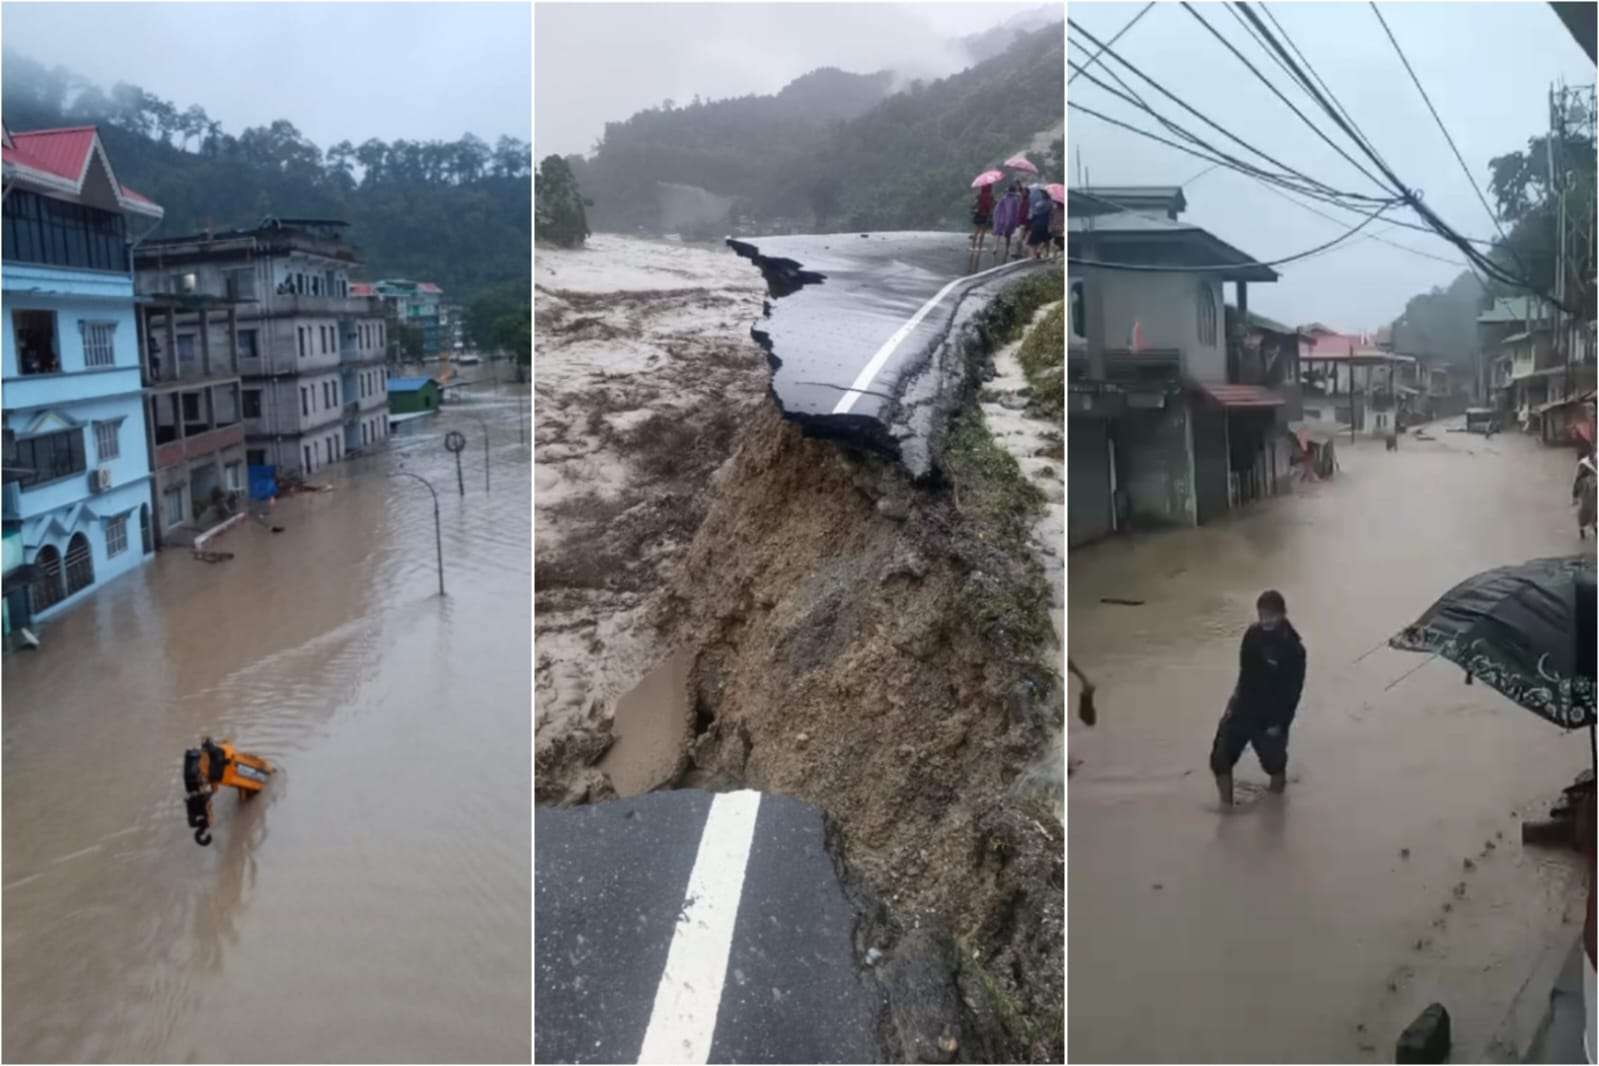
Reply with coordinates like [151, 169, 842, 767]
[2, 124, 163, 619]
[135, 291, 246, 545]
[363, 278, 445, 356]
[133, 218, 390, 480]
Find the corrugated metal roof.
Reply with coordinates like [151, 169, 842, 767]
[417, 282, 443, 294]
[1199, 383, 1285, 408]
[4, 125, 157, 210]
[386, 377, 437, 392]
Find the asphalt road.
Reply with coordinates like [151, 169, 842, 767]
[534, 790, 882, 1064]
[727, 232, 1056, 476]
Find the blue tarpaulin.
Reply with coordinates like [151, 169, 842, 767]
[247, 465, 277, 501]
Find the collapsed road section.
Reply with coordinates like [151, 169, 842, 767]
[726, 233, 1054, 477]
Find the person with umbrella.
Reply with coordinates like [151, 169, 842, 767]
[1047, 183, 1065, 260]
[969, 169, 1001, 253]
[1025, 182, 1054, 260]
[1210, 589, 1308, 807]
[991, 180, 1026, 262]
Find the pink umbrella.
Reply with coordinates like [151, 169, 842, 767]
[1046, 183, 1065, 204]
[1004, 154, 1039, 174]
[971, 169, 1005, 188]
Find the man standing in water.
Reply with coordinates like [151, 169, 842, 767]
[1210, 590, 1307, 807]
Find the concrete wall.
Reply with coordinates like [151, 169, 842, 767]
[1068, 416, 1113, 547]
[1095, 269, 1226, 382]
[1118, 397, 1196, 528]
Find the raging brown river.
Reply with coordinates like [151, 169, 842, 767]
[1068, 427, 1590, 1063]
[2, 378, 530, 1063]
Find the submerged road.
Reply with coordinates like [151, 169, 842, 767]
[3, 380, 531, 1063]
[727, 232, 1057, 476]
[1067, 427, 1591, 1063]
[535, 790, 882, 1064]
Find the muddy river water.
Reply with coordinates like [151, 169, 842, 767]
[2, 380, 530, 1063]
[1069, 427, 1591, 1063]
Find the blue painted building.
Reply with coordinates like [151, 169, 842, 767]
[2, 124, 164, 620]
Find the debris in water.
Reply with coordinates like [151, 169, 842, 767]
[1452, 881, 1467, 898]
[1099, 597, 1145, 606]
[1399, 847, 1410, 859]
[1462, 857, 1475, 870]
[1151, 882, 1164, 891]
[1395, 1002, 1451, 1064]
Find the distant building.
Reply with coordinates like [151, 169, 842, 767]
[2, 124, 164, 620]
[134, 218, 391, 480]
[368, 279, 445, 356]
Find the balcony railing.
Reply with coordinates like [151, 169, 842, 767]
[264, 293, 377, 317]
[153, 423, 245, 470]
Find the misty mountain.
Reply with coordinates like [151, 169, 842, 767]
[571, 21, 1064, 236]
[957, 4, 1064, 65]
[1, 48, 530, 303]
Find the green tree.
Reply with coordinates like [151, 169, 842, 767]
[534, 154, 591, 248]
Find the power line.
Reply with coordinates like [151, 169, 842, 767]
[1181, 1, 1396, 199]
[1258, 2, 1384, 167]
[1067, 17, 1397, 205]
[1367, 3, 1516, 253]
[1069, 201, 1391, 273]
[1069, 2, 1155, 85]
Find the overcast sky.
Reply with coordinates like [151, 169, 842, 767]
[1, 2, 531, 148]
[534, 2, 1047, 159]
[1069, 2, 1592, 331]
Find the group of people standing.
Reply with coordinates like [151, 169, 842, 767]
[971, 178, 1062, 261]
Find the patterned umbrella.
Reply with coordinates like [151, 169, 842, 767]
[970, 169, 1005, 188]
[1046, 183, 1065, 204]
[1388, 555, 1596, 729]
[1004, 154, 1039, 174]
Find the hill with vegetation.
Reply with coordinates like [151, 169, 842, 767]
[1, 48, 531, 311]
[565, 22, 1063, 237]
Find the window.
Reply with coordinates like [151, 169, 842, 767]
[15, 429, 86, 488]
[175, 334, 196, 365]
[181, 393, 201, 422]
[362, 422, 369, 446]
[304, 445, 313, 472]
[105, 514, 128, 557]
[81, 321, 116, 367]
[298, 327, 307, 359]
[243, 389, 262, 418]
[225, 462, 242, 491]
[31, 546, 63, 611]
[14, 310, 59, 374]
[322, 381, 331, 407]
[332, 380, 339, 405]
[2, 190, 128, 272]
[247, 449, 267, 466]
[301, 387, 310, 417]
[225, 268, 257, 300]
[238, 329, 259, 360]
[1197, 281, 1218, 346]
[93, 420, 120, 461]
[163, 485, 185, 527]
[64, 532, 93, 595]
[1070, 281, 1086, 341]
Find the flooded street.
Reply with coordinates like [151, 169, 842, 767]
[2, 380, 531, 1064]
[1068, 426, 1591, 1063]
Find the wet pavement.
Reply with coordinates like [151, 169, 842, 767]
[535, 790, 882, 1064]
[1067, 425, 1592, 1063]
[2, 379, 531, 1063]
[727, 232, 1053, 475]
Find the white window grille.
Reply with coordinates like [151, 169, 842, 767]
[105, 514, 128, 556]
[81, 321, 116, 367]
[93, 420, 119, 460]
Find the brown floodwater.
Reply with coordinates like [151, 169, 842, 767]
[2, 380, 531, 1064]
[596, 646, 692, 798]
[1068, 427, 1593, 1063]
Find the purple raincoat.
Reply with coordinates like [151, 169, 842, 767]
[992, 190, 1023, 238]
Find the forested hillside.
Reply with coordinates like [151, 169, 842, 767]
[567, 21, 1064, 236]
[1, 49, 531, 302]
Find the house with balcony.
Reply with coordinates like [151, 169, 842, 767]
[2, 124, 163, 620]
[1066, 187, 1285, 546]
[366, 279, 445, 356]
[135, 292, 246, 545]
[133, 218, 390, 480]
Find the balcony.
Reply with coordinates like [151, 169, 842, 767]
[153, 423, 245, 470]
[261, 293, 377, 318]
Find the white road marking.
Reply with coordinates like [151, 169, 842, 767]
[831, 258, 1028, 416]
[636, 790, 763, 1065]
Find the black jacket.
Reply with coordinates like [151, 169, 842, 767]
[1232, 620, 1307, 729]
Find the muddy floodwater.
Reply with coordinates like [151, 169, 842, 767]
[2, 380, 530, 1063]
[1069, 427, 1591, 1063]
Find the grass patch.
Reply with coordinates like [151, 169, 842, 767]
[1016, 303, 1064, 421]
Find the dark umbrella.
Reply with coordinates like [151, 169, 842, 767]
[1388, 555, 1597, 730]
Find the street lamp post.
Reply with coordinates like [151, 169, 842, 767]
[389, 470, 444, 597]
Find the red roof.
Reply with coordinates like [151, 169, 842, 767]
[2, 125, 158, 213]
[1200, 384, 1285, 408]
[417, 282, 443, 294]
[349, 283, 374, 296]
